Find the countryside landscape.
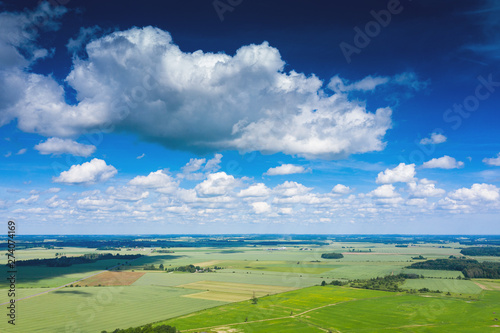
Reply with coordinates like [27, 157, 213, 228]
[2, 0, 500, 332]
[1, 234, 500, 332]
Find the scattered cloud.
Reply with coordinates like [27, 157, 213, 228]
[237, 183, 270, 197]
[332, 184, 351, 194]
[15, 194, 39, 204]
[483, 153, 500, 166]
[4, 151, 11, 158]
[136, 153, 145, 159]
[407, 179, 445, 198]
[376, 163, 416, 184]
[128, 170, 178, 193]
[251, 201, 271, 214]
[422, 156, 464, 169]
[53, 158, 117, 185]
[264, 164, 309, 176]
[16, 148, 27, 155]
[34, 137, 96, 157]
[420, 133, 447, 145]
[448, 183, 499, 202]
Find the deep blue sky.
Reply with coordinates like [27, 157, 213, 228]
[1, 0, 499, 234]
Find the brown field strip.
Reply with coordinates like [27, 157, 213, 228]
[76, 271, 145, 286]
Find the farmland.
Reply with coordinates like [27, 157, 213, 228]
[0, 235, 499, 332]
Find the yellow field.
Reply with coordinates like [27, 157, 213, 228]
[194, 260, 224, 267]
[474, 279, 500, 291]
[178, 280, 295, 301]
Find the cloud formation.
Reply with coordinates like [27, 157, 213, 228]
[420, 132, 447, 145]
[422, 156, 464, 169]
[53, 158, 117, 184]
[264, 164, 308, 176]
[483, 153, 500, 166]
[376, 163, 416, 184]
[35, 138, 96, 157]
[1, 19, 395, 159]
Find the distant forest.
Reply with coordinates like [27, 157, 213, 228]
[15, 253, 141, 267]
[408, 258, 500, 279]
[460, 247, 500, 257]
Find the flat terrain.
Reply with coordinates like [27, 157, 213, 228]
[1, 241, 498, 332]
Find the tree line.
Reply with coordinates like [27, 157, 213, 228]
[460, 247, 500, 257]
[15, 253, 142, 267]
[407, 258, 500, 279]
[101, 324, 176, 333]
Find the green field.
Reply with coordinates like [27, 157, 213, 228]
[157, 286, 500, 332]
[0, 285, 226, 333]
[402, 278, 483, 294]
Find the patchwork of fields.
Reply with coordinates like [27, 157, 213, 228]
[1, 242, 498, 332]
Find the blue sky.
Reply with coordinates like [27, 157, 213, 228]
[1, 0, 499, 234]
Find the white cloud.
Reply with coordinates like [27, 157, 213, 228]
[128, 170, 178, 193]
[407, 179, 445, 198]
[4, 152, 11, 158]
[182, 158, 206, 174]
[53, 158, 117, 185]
[106, 186, 149, 201]
[34, 137, 96, 157]
[16, 148, 27, 155]
[1, 24, 394, 159]
[204, 154, 223, 173]
[264, 164, 308, 176]
[137, 153, 145, 159]
[420, 133, 447, 145]
[369, 184, 399, 198]
[66, 26, 101, 54]
[422, 156, 464, 169]
[376, 163, 416, 184]
[274, 181, 312, 197]
[195, 172, 239, 198]
[237, 183, 270, 197]
[328, 72, 427, 93]
[15, 194, 39, 204]
[251, 201, 271, 214]
[448, 183, 499, 202]
[483, 153, 500, 166]
[332, 184, 351, 194]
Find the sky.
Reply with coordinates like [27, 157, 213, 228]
[0, 0, 499, 235]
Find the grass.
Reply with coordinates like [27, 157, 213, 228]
[402, 278, 483, 294]
[157, 286, 500, 333]
[178, 280, 294, 301]
[0, 285, 227, 333]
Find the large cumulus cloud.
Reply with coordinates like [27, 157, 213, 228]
[1, 16, 394, 159]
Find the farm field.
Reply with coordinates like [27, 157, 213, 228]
[3, 236, 500, 332]
[0, 285, 227, 333]
[157, 286, 500, 333]
[402, 278, 483, 294]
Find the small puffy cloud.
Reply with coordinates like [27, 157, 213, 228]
[204, 154, 223, 173]
[264, 164, 308, 176]
[136, 153, 145, 159]
[16, 148, 27, 155]
[332, 184, 351, 194]
[4, 152, 11, 158]
[274, 181, 312, 197]
[46, 187, 61, 193]
[195, 172, 238, 197]
[483, 153, 500, 166]
[106, 186, 149, 201]
[376, 163, 416, 184]
[34, 137, 96, 157]
[251, 201, 271, 214]
[406, 198, 428, 207]
[128, 170, 178, 193]
[448, 183, 499, 202]
[237, 183, 270, 197]
[420, 133, 447, 145]
[369, 184, 399, 198]
[15, 194, 39, 204]
[422, 156, 464, 169]
[407, 179, 445, 198]
[182, 158, 206, 174]
[66, 26, 102, 54]
[53, 158, 117, 185]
